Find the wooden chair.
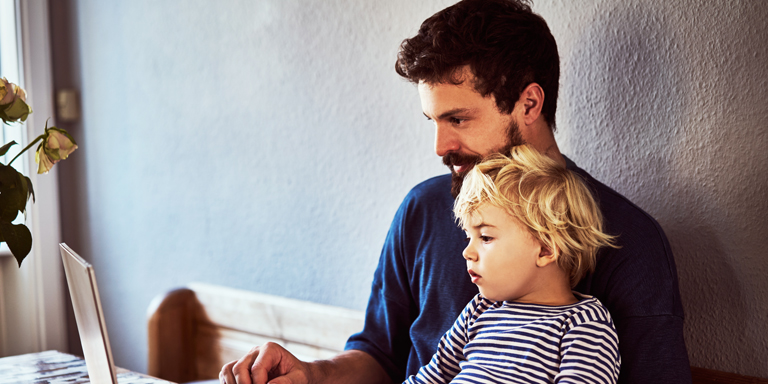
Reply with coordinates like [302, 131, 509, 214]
[147, 283, 767, 383]
[146, 283, 364, 383]
[691, 367, 768, 384]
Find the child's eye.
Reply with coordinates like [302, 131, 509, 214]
[480, 236, 493, 243]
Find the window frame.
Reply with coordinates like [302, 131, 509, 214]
[0, 0, 67, 356]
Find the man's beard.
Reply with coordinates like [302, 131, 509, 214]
[443, 120, 524, 198]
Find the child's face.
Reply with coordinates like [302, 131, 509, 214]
[462, 204, 547, 303]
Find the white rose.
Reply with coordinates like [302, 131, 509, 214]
[0, 78, 32, 123]
[35, 128, 78, 174]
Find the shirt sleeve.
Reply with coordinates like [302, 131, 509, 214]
[555, 319, 621, 384]
[613, 315, 690, 383]
[344, 192, 419, 382]
[403, 296, 479, 384]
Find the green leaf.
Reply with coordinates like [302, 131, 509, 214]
[0, 162, 17, 185]
[0, 141, 17, 156]
[0, 187, 17, 221]
[0, 164, 27, 218]
[0, 221, 32, 267]
[17, 171, 28, 212]
[0, 108, 10, 124]
[24, 176, 35, 203]
[0, 201, 20, 222]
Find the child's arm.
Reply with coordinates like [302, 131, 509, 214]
[555, 318, 621, 384]
[402, 295, 482, 384]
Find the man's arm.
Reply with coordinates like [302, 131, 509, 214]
[568, 163, 691, 382]
[404, 295, 477, 384]
[219, 343, 393, 384]
[614, 315, 690, 383]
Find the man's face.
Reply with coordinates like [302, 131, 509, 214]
[418, 69, 524, 197]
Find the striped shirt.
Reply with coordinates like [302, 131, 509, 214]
[403, 293, 620, 384]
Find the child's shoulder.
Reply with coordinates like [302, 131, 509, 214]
[465, 293, 493, 310]
[462, 294, 499, 317]
[565, 293, 615, 326]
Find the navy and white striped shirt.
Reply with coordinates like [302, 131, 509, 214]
[404, 293, 620, 384]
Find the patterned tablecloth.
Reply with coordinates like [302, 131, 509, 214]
[0, 350, 174, 384]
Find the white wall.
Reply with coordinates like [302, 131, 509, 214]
[54, 0, 767, 378]
[537, 0, 768, 377]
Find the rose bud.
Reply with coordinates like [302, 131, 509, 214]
[35, 128, 78, 174]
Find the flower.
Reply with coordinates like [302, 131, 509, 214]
[35, 127, 78, 174]
[0, 74, 78, 266]
[0, 77, 32, 123]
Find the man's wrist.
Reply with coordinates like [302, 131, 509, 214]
[304, 360, 327, 384]
[301, 350, 392, 384]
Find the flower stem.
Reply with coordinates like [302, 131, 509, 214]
[8, 134, 43, 166]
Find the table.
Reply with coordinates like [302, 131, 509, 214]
[0, 350, 174, 383]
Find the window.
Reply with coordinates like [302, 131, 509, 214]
[0, 0, 28, 256]
[0, 0, 67, 356]
[0, 0, 26, 168]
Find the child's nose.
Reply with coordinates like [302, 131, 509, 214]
[462, 244, 477, 261]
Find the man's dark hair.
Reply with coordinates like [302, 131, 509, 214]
[396, 0, 560, 129]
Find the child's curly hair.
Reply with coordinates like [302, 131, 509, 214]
[454, 145, 617, 287]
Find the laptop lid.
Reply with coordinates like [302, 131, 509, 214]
[60, 242, 118, 384]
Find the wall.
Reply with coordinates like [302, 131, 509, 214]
[49, 0, 767, 378]
[537, 0, 768, 377]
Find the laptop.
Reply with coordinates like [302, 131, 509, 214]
[61, 243, 170, 384]
[60, 243, 119, 384]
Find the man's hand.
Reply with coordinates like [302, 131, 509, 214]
[220, 344, 392, 384]
[220, 342, 312, 384]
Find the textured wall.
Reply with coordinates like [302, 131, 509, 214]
[53, 0, 767, 377]
[536, 0, 768, 377]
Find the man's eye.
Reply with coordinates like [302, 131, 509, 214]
[449, 117, 465, 125]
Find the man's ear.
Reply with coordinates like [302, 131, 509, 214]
[519, 83, 544, 126]
[536, 242, 558, 268]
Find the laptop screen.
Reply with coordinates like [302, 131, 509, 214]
[60, 243, 118, 384]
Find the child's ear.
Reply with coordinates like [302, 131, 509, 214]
[536, 243, 558, 268]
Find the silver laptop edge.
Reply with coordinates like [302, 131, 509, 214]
[60, 242, 119, 384]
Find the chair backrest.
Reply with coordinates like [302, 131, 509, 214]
[147, 283, 768, 383]
[147, 282, 364, 383]
[690, 366, 768, 384]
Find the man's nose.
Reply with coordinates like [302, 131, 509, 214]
[435, 124, 459, 157]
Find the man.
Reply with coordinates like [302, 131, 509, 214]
[221, 1, 690, 383]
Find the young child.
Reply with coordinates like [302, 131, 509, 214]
[404, 145, 621, 384]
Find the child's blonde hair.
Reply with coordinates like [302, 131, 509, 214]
[454, 145, 616, 287]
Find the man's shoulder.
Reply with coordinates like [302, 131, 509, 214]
[406, 174, 452, 199]
[387, 174, 457, 237]
[567, 158, 683, 318]
[398, 174, 454, 212]
[567, 161, 667, 246]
